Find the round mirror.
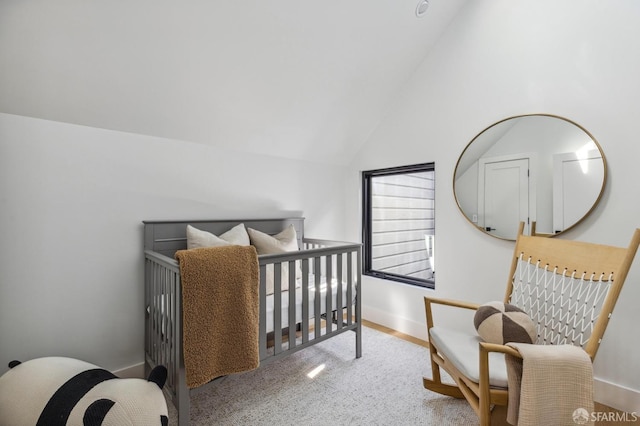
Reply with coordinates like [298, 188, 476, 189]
[453, 114, 607, 240]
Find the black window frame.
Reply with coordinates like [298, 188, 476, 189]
[362, 162, 435, 289]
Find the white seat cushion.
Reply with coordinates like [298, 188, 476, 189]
[429, 326, 508, 389]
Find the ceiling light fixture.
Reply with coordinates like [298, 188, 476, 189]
[416, 0, 429, 17]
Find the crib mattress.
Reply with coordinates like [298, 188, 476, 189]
[153, 274, 354, 335]
[265, 274, 355, 332]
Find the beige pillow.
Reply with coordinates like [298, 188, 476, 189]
[247, 225, 301, 295]
[186, 223, 250, 249]
[473, 301, 537, 345]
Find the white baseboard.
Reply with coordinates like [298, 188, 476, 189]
[362, 305, 428, 342]
[594, 378, 640, 414]
[363, 304, 640, 415]
[113, 362, 145, 379]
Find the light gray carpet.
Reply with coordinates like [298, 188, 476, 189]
[167, 326, 478, 425]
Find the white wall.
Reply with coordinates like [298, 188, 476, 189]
[348, 0, 640, 412]
[0, 113, 348, 375]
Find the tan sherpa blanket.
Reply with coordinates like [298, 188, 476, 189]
[505, 343, 594, 426]
[175, 245, 260, 389]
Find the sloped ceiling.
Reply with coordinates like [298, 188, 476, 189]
[0, 0, 469, 164]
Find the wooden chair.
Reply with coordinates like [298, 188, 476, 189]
[423, 222, 640, 425]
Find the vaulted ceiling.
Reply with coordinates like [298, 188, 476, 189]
[0, 0, 469, 164]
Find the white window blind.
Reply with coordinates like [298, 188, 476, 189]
[363, 163, 435, 288]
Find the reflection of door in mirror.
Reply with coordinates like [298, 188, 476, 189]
[553, 150, 604, 233]
[478, 155, 531, 240]
[453, 114, 606, 240]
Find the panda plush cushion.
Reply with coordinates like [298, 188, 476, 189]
[0, 357, 168, 426]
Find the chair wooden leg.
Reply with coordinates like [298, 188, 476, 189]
[423, 376, 465, 398]
[423, 346, 465, 398]
[490, 404, 508, 426]
[479, 402, 491, 426]
[479, 344, 492, 426]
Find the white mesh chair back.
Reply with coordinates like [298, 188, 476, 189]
[509, 256, 612, 348]
[503, 228, 640, 359]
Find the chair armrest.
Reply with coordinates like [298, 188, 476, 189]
[425, 296, 481, 310]
[479, 341, 522, 359]
[424, 296, 481, 331]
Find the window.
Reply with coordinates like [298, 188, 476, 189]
[362, 163, 435, 289]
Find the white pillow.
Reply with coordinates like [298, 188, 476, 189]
[246, 224, 299, 254]
[247, 225, 301, 295]
[186, 223, 250, 249]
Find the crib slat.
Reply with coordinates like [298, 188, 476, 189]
[150, 263, 156, 364]
[164, 269, 168, 369]
[174, 271, 188, 426]
[161, 270, 167, 369]
[166, 269, 171, 369]
[274, 263, 282, 354]
[325, 255, 333, 334]
[336, 254, 343, 330]
[356, 247, 362, 358]
[144, 260, 150, 360]
[302, 258, 310, 343]
[154, 264, 160, 367]
[288, 261, 296, 349]
[259, 264, 267, 361]
[160, 268, 165, 373]
[347, 252, 353, 326]
[169, 270, 176, 387]
[314, 257, 322, 337]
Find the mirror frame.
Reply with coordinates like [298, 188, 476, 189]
[453, 113, 608, 240]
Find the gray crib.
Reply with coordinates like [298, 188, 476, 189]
[143, 218, 362, 425]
